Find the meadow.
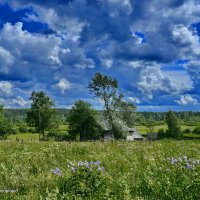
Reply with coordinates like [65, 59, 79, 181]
[0, 139, 200, 199]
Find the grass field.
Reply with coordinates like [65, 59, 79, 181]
[0, 140, 200, 199]
[136, 124, 197, 135]
[7, 125, 69, 142]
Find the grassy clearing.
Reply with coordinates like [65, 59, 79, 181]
[136, 124, 197, 135]
[7, 133, 40, 141]
[0, 140, 200, 199]
[7, 124, 69, 142]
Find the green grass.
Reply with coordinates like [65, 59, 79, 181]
[7, 133, 40, 141]
[58, 124, 68, 132]
[0, 140, 200, 199]
[183, 133, 200, 138]
[7, 125, 69, 142]
[136, 124, 196, 135]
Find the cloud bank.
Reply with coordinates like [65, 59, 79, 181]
[0, 0, 199, 110]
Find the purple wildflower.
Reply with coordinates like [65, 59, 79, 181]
[95, 161, 101, 165]
[171, 159, 175, 165]
[51, 167, 62, 175]
[85, 163, 89, 168]
[71, 167, 76, 172]
[186, 163, 192, 170]
[78, 161, 83, 166]
[98, 167, 105, 171]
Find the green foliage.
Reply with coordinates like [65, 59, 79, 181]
[157, 128, 166, 138]
[67, 100, 102, 141]
[183, 128, 192, 134]
[0, 104, 4, 118]
[28, 127, 37, 133]
[111, 113, 129, 139]
[18, 125, 28, 133]
[55, 161, 108, 199]
[88, 72, 118, 114]
[0, 119, 16, 138]
[0, 105, 16, 139]
[146, 119, 156, 133]
[113, 95, 137, 127]
[47, 131, 70, 141]
[27, 91, 57, 138]
[89, 73, 136, 139]
[166, 110, 182, 138]
[193, 126, 200, 134]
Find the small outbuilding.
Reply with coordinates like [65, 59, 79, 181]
[126, 128, 144, 141]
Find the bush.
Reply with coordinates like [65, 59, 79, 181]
[183, 128, 191, 134]
[0, 119, 15, 137]
[0, 135, 7, 140]
[47, 131, 70, 141]
[158, 128, 166, 138]
[10, 127, 18, 135]
[28, 127, 37, 133]
[193, 126, 200, 134]
[19, 125, 28, 133]
[111, 114, 129, 139]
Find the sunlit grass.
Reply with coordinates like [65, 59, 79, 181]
[0, 140, 200, 199]
[136, 124, 196, 135]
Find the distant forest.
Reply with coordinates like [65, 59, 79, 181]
[3, 109, 200, 125]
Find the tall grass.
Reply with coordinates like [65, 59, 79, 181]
[0, 140, 200, 199]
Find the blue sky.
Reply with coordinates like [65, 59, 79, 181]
[0, 0, 200, 111]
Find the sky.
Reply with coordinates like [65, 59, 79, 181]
[0, 0, 200, 111]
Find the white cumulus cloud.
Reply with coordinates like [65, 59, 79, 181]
[175, 94, 198, 105]
[137, 66, 190, 99]
[57, 78, 72, 94]
[0, 81, 13, 96]
[0, 46, 14, 73]
[128, 97, 141, 104]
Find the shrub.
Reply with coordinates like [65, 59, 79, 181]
[0, 119, 15, 137]
[111, 114, 129, 139]
[47, 131, 75, 141]
[0, 135, 7, 140]
[193, 126, 200, 134]
[10, 127, 18, 134]
[18, 125, 28, 133]
[158, 128, 166, 138]
[183, 128, 191, 134]
[28, 127, 37, 133]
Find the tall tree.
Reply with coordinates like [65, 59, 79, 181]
[88, 72, 136, 139]
[88, 73, 119, 135]
[27, 91, 56, 139]
[165, 110, 182, 139]
[67, 100, 101, 141]
[88, 72, 118, 116]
